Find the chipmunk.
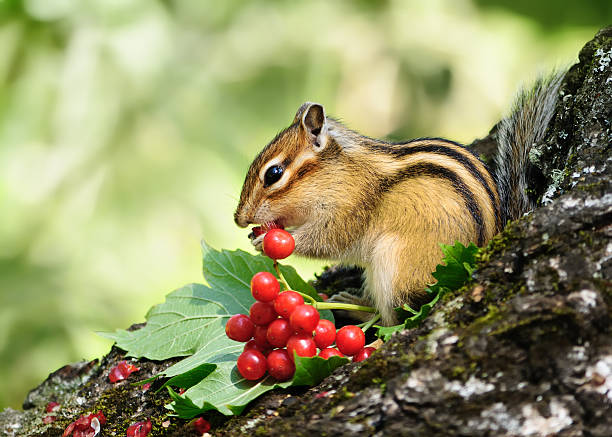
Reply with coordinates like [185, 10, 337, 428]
[234, 73, 564, 325]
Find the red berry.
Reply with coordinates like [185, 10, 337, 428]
[193, 417, 211, 434]
[249, 301, 277, 326]
[286, 334, 317, 361]
[274, 291, 304, 319]
[336, 325, 366, 356]
[290, 304, 320, 334]
[126, 419, 152, 437]
[263, 229, 295, 260]
[253, 325, 274, 350]
[318, 347, 344, 359]
[237, 349, 267, 380]
[267, 349, 296, 381]
[318, 293, 329, 301]
[109, 360, 140, 383]
[266, 318, 292, 348]
[251, 272, 280, 302]
[243, 339, 270, 355]
[352, 346, 376, 362]
[46, 402, 60, 413]
[314, 319, 336, 349]
[225, 314, 254, 342]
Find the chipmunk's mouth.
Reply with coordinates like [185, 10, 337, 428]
[248, 220, 285, 239]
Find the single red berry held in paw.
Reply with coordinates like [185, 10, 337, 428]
[263, 229, 295, 260]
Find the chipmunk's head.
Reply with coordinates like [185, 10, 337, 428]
[234, 102, 337, 231]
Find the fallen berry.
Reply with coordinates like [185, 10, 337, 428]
[263, 229, 295, 260]
[193, 417, 211, 434]
[225, 314, 254, 342]
[43, 415, 57, 424]
[126, 419, 152, 437]
[109, 360, 140, 383]
[46, 402, 60, 413]
[352, 346, 376, 362]
[62, 411, 106, 437]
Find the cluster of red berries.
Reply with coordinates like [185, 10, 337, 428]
[225, 228, 375, 382]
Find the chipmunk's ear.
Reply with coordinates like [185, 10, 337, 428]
[295, 102, 328, 149]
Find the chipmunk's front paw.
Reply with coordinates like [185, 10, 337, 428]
[248, 231, 264, 253]
[328, 291, 369, 306]
[327, 291, 376, 323]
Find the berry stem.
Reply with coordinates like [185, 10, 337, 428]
[273, 260, 290, 291]
[357, 313, 381, 333]
[296, 291, 317, 305]
[312, 302, 377, 313]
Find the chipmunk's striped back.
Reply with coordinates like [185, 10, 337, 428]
[236, 76, 563, 324]
[364, 137, 502, 245]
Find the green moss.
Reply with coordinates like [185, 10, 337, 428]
[341, 386, 355, 399]
[576, 180, 607, 194]
[451, 366, 466, 377]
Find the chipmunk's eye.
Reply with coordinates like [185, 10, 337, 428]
[264, 165, 284, 187]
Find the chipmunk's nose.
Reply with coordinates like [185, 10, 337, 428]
[234, 210, 252, 228]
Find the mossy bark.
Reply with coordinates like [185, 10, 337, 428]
[2, 27, 610, 437]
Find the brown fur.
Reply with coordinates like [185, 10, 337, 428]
[235, 103, 501, 325]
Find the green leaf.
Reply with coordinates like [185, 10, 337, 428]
[430, 241, 479, 292]
[376, 324, 404, 342]
[102, 242, 340, 418]
[99, 283, 246, 360]
[291, 354, 349, 386]
[168, 354, 349, 418]
[101, 244, 333, 361]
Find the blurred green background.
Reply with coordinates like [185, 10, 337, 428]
[0, 0, 609, 409]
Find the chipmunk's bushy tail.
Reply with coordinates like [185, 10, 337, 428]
[494, 71, 565, 223]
